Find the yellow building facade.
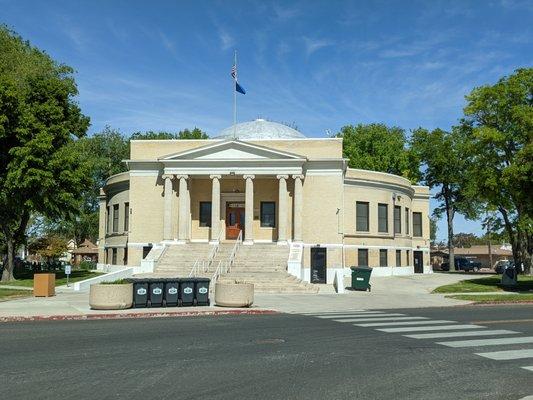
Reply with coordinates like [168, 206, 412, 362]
[98, 120, 431, 284]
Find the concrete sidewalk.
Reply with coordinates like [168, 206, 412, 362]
[254, 273, 476, 313]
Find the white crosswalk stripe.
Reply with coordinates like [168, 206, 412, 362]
[332, 316, 428, 323]
[378, 324, 487, 333]
[522, 366, 533, 372]
[476, 349, 533, 360]
[438, 336, 533, 348]
[356, 320, 454, 327]
[315, 313, 404, 319]
[405, 330, 519, 339]
[299, 310, 376, 316]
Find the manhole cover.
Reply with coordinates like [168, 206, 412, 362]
[254, 338, 285, 345]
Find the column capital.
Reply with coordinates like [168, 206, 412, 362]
[209, 174, 222, 180]
[243, 174, 255, 180]
[292, 174, 304, 180]
[175, 174, 189, 180]
[276, 174, 289, 180]
[162, 173, 175, 180]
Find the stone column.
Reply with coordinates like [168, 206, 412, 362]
[292, 174, 304, 242]
[177, 175, 189, 242]
[277, 175, 289, 243]
[162, 174, 174, 241]
[243, 175, 255, 244]
[210, 175, 222, 242]
[97, 190, 107, 264]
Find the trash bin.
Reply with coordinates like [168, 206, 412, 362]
[501, 264, 517, 287]
[148, 279, 165, 308]
[164, 279, 180, 307]
[195, 278, 210, 306]
[33, 273, 55, 297]
[131, 279, 149, 308]
[350, 266, 372, 291]
[180, 278, 195, 306]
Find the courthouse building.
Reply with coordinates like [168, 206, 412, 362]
[98, 119, 431, 286]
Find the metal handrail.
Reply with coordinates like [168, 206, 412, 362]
[211, 230, 242, 283]
[227, 230, 242, 273]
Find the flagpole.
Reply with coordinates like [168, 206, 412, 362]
[233, 50, 237, 140]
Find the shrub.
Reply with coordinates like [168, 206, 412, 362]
[79, 261, 97, 271]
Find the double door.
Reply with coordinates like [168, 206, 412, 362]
[226, 206, 245, 240]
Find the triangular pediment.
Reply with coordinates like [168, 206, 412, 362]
[160, 140, 305, 161]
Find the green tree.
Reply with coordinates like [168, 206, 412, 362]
[130, 128, 208, 140]
[410, 128, 478, 271]
[460, 68, 533, 274]
[336, 123, 420, 183]
[430, 217, 438, 245]
[0, 26, 90, 281]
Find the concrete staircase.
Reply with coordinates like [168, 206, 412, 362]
[153, 242, 318, 294]
[218, 244, 318, 294]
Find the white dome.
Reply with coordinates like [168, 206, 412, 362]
[216, 119, 306, 140]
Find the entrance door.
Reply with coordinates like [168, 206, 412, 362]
[414, 251, 424, 273]
[310, 247, 327, 284]
[226, 205, 245, 240]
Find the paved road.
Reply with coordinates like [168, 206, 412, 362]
[1, 305, 532, 400]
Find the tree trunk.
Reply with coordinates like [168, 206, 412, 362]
[1, 237, 16, 282]
[445, 197, 455, 272]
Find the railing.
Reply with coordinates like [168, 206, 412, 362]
[211, 230, 242, 283]
[189, 227, 225, 277]
[205, 226, 224, 268]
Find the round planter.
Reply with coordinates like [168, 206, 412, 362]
[89, 283, 133, 310]
[215, 281, 254, 308]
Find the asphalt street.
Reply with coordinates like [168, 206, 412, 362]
[1, 305, 532, 400]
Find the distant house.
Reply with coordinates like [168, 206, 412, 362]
[431, 245, 513, 269]
[71, 239, 98, 265]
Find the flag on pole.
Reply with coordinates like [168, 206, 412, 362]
[231, 63, 246, 94]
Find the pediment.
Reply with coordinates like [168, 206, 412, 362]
[159, 140, 305, 161]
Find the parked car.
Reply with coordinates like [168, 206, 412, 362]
[440, 257, 483, 272]
[494, 260, 515, 274]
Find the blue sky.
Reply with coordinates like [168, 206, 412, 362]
[2, 0, 532, 240]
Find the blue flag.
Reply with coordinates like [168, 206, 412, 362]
[236, 81, 246, 95]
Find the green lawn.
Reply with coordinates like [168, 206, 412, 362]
[448, 294, 533, 303]
[432, 276, 533, 294]
[0, 288, 33, 301]
[0, 270, 103, 288]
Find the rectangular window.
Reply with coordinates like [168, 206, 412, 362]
[379, 249, 388, 267]
[260, 202, 276, 228]
[413, 212, 423, 237]
[358, 249, 368, 267]
[405, 208, 410, 235]
[199, 202, 212, 227]
[124, 202, 129, 232]
[107, 206, 111, 234]
[112, 204, 119, 233]
[356, 202, 369, 231]
[406, 250, 410, 266]
[378, 203, 388, 233]
[396, 250, 401, 267]
[394, 205, 401, 234]
[112, 248, 117, 265]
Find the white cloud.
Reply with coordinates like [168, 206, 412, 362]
[219, 29, 235, 51]
[303, 37, 333, 56]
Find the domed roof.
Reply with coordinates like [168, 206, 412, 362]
[215, 119, 306, 140]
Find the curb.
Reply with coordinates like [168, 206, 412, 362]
[0, 308, 279, 323]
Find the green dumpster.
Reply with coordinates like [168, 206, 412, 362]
[350, 266, 372, 291]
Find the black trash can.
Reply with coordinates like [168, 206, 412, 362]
[131, 279, 149, 308]
[195, 278, 211, 306]
[164, 279, 180, 307]
[180, 278, 195, 306]
[148, 279, 165, 308]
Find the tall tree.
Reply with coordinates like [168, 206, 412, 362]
[0, 26, 90, 281]
[460, 68, 533, 274]
[410, 128, 478, 271]
[337, 123, 420, 183]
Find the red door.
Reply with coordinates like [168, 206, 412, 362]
[226, 206, 245, 240]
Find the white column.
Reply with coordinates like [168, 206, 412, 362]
[162, 174, 174, 241]
[243, 175, 255, 244]
[177, 175, 189, 242]
[292, 174, 304, 242]
[210, 175, 221, 242]
[277, 175, 289, 244]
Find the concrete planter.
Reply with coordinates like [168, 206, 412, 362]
[89, 283, 133, 310]
[215, 281, 254, 308]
